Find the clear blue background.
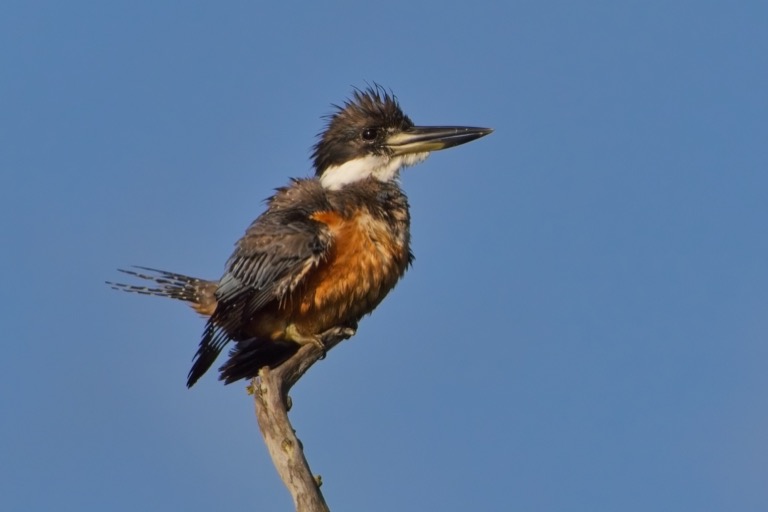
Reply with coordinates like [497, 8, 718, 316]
[2, 2, 767, 511]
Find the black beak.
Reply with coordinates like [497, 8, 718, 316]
[386, 125, 493, 155]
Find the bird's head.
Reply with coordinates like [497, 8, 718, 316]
[312, 86, 492, 190]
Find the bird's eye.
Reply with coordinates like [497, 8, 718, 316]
[361, 128, 378, 141]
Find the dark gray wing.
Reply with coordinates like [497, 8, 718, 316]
[187, 181, 333, 387]
[217, 210, 332, 315]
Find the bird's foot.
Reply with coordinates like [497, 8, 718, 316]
[315, 324, 358, 359]
[319, 323, 357, 344]
[285, 323, 358, 360]
[286, 324, 328, 354]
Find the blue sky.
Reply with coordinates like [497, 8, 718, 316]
[2, 2, 767, 511]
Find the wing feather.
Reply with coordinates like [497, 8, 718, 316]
[187, 180, 333, 386]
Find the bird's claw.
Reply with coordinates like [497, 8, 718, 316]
[286, 323, 357, 360]
[318, 324, 357, 344]
[314, 324, 358, 360]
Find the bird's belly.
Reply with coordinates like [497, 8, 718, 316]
[289, 210, 409, 335]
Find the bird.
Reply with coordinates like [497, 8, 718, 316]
[109, 86, 492, 387]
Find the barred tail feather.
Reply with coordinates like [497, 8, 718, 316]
[107, 266, 218, 316]
[109, 267, 299, 386]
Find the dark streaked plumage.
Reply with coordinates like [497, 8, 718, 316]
[109, 86, 492, 387]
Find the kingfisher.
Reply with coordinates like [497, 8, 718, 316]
[110, 86, 492, 387]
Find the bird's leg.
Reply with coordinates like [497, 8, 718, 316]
[285, 322, 358, 359]
[318, 323, 357, 345]
[285, 324, 326, 351]
[316, 322, 358, 359]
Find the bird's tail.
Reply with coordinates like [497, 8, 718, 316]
[109, 267, 300, 386]
[107, 266, 219, 317]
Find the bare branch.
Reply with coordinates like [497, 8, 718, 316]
[252, 327, 355, 512]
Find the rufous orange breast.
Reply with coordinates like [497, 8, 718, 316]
[247, 207, 408, 343]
